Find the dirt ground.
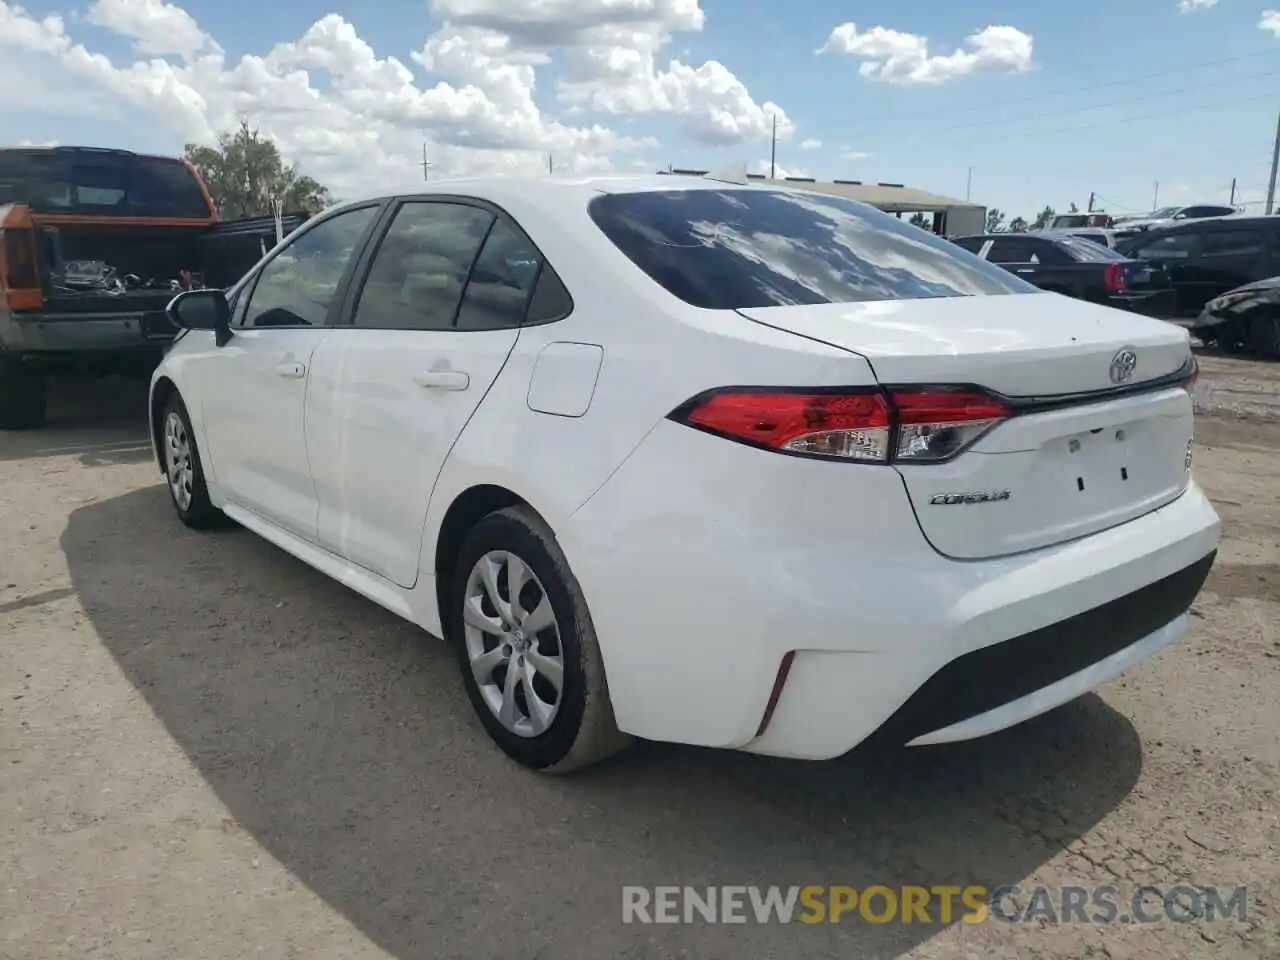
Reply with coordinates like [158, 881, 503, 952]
[1, 353, 1277, 960]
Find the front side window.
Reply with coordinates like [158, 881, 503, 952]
[1129, 232, 1200, 260]
[241, 205, 378, 328]
[353, 202, 494, 331]
[588, 188, 1035, 310]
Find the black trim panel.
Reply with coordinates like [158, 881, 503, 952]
[862, 550, 1216, 748]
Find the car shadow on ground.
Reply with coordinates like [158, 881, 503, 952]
[0, 377, 153, 466]
[62, 486, 1145, 960]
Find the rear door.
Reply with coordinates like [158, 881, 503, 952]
[305, 199, 539, 588]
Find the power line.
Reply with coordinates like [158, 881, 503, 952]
[823, 47, 1280, 130]
[900, 68, 1280, 138]
[865, 90, 1278, 155]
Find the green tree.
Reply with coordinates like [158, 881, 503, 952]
[908, 211, 931, 228]
[184, 121, 332, 220]
[1008, 216, 1029, 233]
[1067, 201, 1079, 213]
[1032, 205, 1056, 229]
[985, 208, 1006, 233]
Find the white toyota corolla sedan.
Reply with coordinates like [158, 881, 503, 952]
[150, 176, 1221, 773]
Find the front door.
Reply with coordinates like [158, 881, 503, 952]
[199, 203, 381, 541]
[306, 200, 542, 588]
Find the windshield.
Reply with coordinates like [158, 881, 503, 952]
[1058, 237, 1127, 262]
[0, 150, 212, 218]
[587, 188, 1036, 309]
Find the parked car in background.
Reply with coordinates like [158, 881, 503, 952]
[1116, 214, 1280, 319]
[1111, 205, 1239, 240]
[0, 145, 309, 429]
[149, 176, 1218, 774]
[1045, 212, 1115, 230]
[1188, 275, 1280, 359]
[951, 232, 1174, 315]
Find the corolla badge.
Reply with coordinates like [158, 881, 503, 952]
[929, 490, 1012, 506]
[1109, 346, 1138, 384]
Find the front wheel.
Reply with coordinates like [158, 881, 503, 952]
[161, 393, 229, 530]
[448, 506, 630, 773]
[1246, 315, 1280, 361]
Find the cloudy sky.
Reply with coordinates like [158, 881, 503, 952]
[2, 0, 1278, 220]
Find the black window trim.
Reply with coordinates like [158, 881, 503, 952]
[335, 193, 575, 332]
[232, 200, 387, 330]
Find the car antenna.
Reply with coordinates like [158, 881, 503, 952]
[703, 161, 749, 186]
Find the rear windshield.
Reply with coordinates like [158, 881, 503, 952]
[1051, 215, 1090, 228]
[587, 188, 1036, 309]
[1058, 236, 1127, 262]
[0, 150, 212, 218]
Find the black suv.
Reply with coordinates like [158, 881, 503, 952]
[1116, 215, 1280, 318]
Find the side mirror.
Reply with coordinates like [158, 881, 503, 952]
[167, 289, 233, 347]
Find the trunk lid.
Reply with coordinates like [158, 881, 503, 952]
[737, 293, 1196, 559]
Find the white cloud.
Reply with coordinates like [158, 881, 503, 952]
[85, 0, 217, 60]
[1178, 0, 1218, 11]
[753, 160, 808, 179]
[799, 138, 822, 150]
[1261, 9, 1280, 35]
[818, 22, 1034, 84]
[839, 148, 870, 161]
[0, 0, 789, 195]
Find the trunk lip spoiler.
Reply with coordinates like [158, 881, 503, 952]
[880, 354, 1197, 416]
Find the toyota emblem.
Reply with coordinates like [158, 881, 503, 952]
[1109, 346, 1138, 384]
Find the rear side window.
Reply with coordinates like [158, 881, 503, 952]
[455, 218, 541, 331]
[1130, 232, 1200, 260]
[1199, 230, 1264, 258]
[986, 239, 1038, 263]
[588, 189, 1035, 309]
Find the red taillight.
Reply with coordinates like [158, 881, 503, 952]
[1103, 263, 1126, 293]
[674, 387, 1011, 464]
[2, 227, 40, 290]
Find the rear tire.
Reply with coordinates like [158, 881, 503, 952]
[447, 506, 630, 773]
[0, 362, 48, 430]
[161, 393, 229, 530]
[1246, 315, 1280, 361]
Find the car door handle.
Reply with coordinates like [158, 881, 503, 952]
[412, 370, 470, 391]
[273, 361, 306, 379]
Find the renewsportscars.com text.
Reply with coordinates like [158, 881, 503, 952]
[622, 884, 1249, 926]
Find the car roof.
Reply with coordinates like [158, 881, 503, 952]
[324, 174, 813, 214]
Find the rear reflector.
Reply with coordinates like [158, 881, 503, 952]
[673, 386, 1011, 464]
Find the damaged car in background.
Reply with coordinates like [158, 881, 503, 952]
[1190, 275, 1280, 360]
[0, 145, 311, 429]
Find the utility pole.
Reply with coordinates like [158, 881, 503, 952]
[1087, 191, 1095, 212]
[548, 153, 553, 175]
[769, 114, 777, 180]
[1265, 106, 1280, 215]
[1152, 180, 1159, 211]
[1230, 178, 1237, 206]
[421, 142, 434, 181]
[966, 167, 973, 201]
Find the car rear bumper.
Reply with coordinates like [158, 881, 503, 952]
[3, 310, 176, 355]
[564, 419, 1221, 759]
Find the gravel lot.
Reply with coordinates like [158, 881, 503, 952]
[1, 353, 1277, 960]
